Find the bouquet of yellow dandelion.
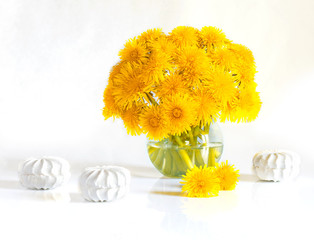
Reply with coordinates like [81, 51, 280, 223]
[103, 26, 261, 177]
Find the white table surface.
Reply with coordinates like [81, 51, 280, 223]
[0, 165, 313, 240]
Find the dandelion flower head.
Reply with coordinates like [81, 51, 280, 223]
[181, 165, 220, 198]
[215, 160, 240, 190]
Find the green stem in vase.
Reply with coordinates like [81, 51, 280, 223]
[170, 152, 177, 176]
[149, 147, 160, 164]
[208, 147, 216, 167]
[163, 150, 173, 176]
[188, 129, 196, 145]
[148, 146, 158, 156]
[188, 126, 204, 166]
[195, 150, 205, 166]
[174, 135, 194, 169]
[153, 147, 165, 170]
[170, 148, 187, 175]
[168, 136, 190, 173]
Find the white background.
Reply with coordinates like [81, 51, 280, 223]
[1, 0, 314, 173]
[1, 1, 314, 240]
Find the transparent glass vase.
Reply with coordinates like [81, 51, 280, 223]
[147, 122, 224, 178]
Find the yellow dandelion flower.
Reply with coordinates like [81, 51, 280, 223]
[235, 89, 262, 122]
[210, 47, 237, 71]
[113, 62, 152, 109]
[215, 160, 239, 190]
[156, 72, 190, 98]
[177, 46, 211, 87]
[150, 35, 176, 59]
[220, 98, 238, 123]
[121, 104, 144, 136]
[241, 81, 258, 91]
[206, 66, 237, 107]
[119, 37, 148, 63]
[221, 87, 261, 123]
[228, 43, 256, 86]
[193, 89, 220, 126]
[103, 84, 122, 120]
[229, 43, 255, 66]
[169, 26, 199, 47]
[181, 165, 220, 198]
[233, 64, 257, 87]
[140, 105, 169, 141]
[143, 51, 173, 84]
[108, 62, 124, 86]
[162, 94, 197, 135]
[200, 26, 230, 50]
[138, 28, 164, 49]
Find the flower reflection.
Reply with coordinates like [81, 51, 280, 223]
[32, 189, 71, 203]
[148, 177, 239, 238]
[180, 191, 238, 221]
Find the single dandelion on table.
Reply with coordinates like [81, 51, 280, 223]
[215, 160, 240, 190]
[180, 165, 220, 198]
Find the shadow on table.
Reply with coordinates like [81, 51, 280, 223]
[69, 192, 86, 203]
[0, 180, 21, 190]
[150, 191, 183, 197]
[239, 173, 259, 182]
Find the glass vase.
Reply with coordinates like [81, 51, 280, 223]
[147, 122, 224, 178]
